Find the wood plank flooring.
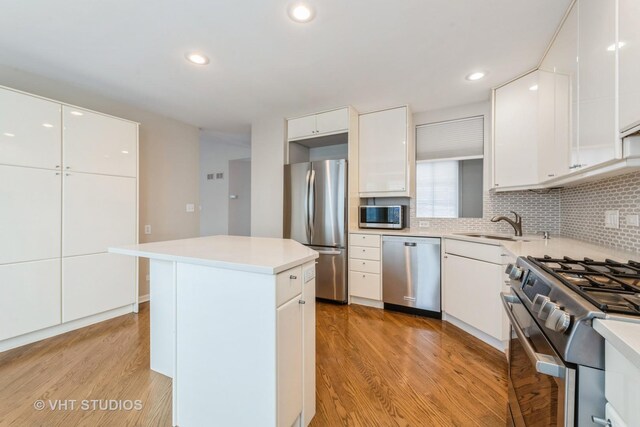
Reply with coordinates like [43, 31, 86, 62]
[0, 302, 507, 426]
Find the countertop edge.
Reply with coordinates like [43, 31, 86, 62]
[593, 319, 640, 368]
[109, 247, 319, 275]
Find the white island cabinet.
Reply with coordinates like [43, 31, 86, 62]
[110, 236, 318, 427]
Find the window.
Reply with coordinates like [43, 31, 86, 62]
[415, 116, 484, 218]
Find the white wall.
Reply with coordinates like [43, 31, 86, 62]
[200, 132, 251, 236]
[0, 64, 201, 298]
[250, 117, 286, 237]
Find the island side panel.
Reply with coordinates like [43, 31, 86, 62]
[302, 260, 316, 426]
[175, 263, 277, 427]
[149, 259, 176, 379]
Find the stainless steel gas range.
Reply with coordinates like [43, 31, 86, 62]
[502, 255, 640, 427]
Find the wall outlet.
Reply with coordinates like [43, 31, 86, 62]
[604, 210, 620, 229]
[144, 224, 151, 235]
[145, 274, 150, 281]
[419, 221, 430, 228]
[186, 203, 195, 213]
[626, 214, 640, 227]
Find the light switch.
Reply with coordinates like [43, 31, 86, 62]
[626, 214, 640, 227]
[144, 224, 151, 235]
[186, 203, 195, 213]
[604, 210, 620, 229]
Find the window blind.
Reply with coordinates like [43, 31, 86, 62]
[416, 116, 484, 161]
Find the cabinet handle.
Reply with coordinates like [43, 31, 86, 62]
[362, 274, 366, 278]
[65, 166, 71, 170]
[443, 255, 448, 259]
[65, 173, 70, 176]
[547, 174, 555, 177]
[55, 172, 60, 176]
[55, 165, 60, 169]
[299, 300, 306, 304]
[289, 275, 297, 280]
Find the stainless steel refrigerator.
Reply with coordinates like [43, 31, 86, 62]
[284, 159, 347, 302]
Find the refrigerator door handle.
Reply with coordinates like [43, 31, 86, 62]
[305, 169, 311, 243]
[308, 169, 316, 242]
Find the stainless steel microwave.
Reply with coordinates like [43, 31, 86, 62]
[359, 205, 406, 229]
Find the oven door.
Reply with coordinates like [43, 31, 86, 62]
[501, 291, 576, 427]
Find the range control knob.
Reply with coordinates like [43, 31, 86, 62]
[545, 307, 571, 333]
[508, 266, 524, 281]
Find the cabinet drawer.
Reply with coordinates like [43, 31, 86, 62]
[349, 233, 380, 248]
[445, 239, 504, 264]
[350, 246, 380, 261]
[350, 259, 380, 274]
[349, 271, 381, 301]
[277, 266, 303, 307]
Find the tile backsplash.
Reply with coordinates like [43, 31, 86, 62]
[560, 171, 640, 253]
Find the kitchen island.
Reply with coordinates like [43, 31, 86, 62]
[110, 235, 318, 427]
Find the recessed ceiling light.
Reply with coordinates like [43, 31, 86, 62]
[3, 132, 15, 137]
[121, 150, 129, 154]
[466, 71, 485, 81]
[529, 84, 539, 91]
[70, 111, 83, 116]
[185, 52, 210, 65]
[607, 41, 626, 52]
[42, 123, 54, 128]
[288, 3, 315, 22]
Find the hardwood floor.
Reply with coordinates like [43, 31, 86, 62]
[0, 302, 507, 426]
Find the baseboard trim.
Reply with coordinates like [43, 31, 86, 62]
[138, 293, 150, 303]
[0, 304, 135, 353]
[349, 296, 384, 309]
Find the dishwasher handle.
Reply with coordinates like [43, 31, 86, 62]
[404, 242, 417, 247]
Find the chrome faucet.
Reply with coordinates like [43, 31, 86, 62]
[491, 211, 523, 236]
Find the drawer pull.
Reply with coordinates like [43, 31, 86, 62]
[362, 274, 366, 278]
[298, 300, 306, 305]
[289, 275, 297, 280]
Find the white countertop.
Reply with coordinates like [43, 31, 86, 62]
[109, 235, 319, 275]
[350, 228, 638, 262]
[594, 319, 640, 367]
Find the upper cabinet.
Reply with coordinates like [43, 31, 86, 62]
[63, 106, 138, 177]
[287, 108, 349, 141]
[577, 0, 618, 168]
[0, 87, 62, 170]
[619, 0, 640, 133]
[358, 106, 415, 197]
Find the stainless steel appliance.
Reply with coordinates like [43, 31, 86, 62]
[382, 236, 441, 317]
[359, 205, 406, 229]
[284, 159, 347, 302]
[503, 255, 640, 426]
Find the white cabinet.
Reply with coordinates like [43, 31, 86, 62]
[604, 341, 640, 426]
[63, 106, 137, 177]
[63, 173, 136, 257]
[0, 87, 61, 170]
[0, 259, 61, 341]
[277, 293, 303, 427]
[0, 165, 61, 264]
[443, 239, 511, 347]
[619, 0, 640, 132]
[358, 106, 414, 197]
[493, 72, 541, 188]
[349, 233, 382, 302]
[287, 108, 349, 141]
[62, 253, 136, 322]
[577, 0, 618, 168]
[301, 273, 316, 427]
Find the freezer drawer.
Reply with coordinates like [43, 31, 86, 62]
[309, 246, 347, 303]
[382, 236, 441, 314]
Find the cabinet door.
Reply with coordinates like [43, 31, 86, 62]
[0, 87, 61, 170]
[443, 254, 505, 340]
[0, 165, 61, 264]
[287, 115, 317, 141]
[494, 72, 540, 188]
[63, 173, 136, 257]
[577, 0, 618, 168]
[359, 107, 408, 194]
[540, 4, 578, 172]
[349, 271, 381, 300]
[302, 264, 316, 427]
[277, 295, 303, 427]
[0, 259, 61, 341]
[537, 71, 571, 180]
[619, 0, 640, 131]
[62, 253, 135, 322]
[315, 108, 349, 135]
[63, 106, 137, 177]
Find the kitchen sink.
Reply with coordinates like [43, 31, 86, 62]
[455, 233, 530, 242]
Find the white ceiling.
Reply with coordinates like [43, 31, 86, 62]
[0, 0, 570, 134]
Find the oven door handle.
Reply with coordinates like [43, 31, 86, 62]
[501, 292, 566, 379]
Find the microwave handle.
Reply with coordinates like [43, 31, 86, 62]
[501, 292, 566, 379]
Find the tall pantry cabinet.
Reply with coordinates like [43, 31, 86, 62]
[0, 86, 138, 348]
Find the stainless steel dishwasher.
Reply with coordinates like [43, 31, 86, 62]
[382, 236, 441, 318]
